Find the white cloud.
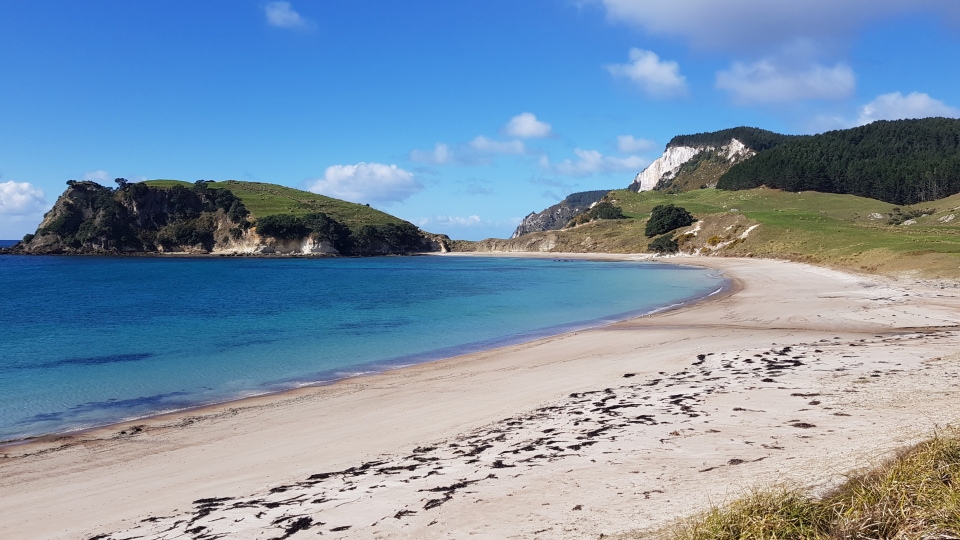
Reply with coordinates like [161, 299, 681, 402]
[409, 143, 452, 165]
[616, 135, 656, 153]
[463, 182, 494, 196]
[307, 162, 423, 205]
[0, 181, 47, 216]
[857, 92, 960, 125]
[545, 149, 650, 177]
[606, 48, 687, 98]
[265, 1, 306, 29]
[469, 136, 526, 155]
[82, 170, 111, 183]
[716, 60, 855, 103]
[596, 0, 960, 50]
[409, 136, 526, 166]
[502, 113, 553, 138]
[414, 215, 521, 228]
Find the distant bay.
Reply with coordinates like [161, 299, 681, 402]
[0, 255, 725, 442]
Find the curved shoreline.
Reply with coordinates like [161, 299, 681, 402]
[5, 256, 959, 540]
[0, 255, 732, 448]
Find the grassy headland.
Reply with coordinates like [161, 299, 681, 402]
[471, 187, 960, 279]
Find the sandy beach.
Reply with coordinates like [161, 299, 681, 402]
[3, 255, 960, 540]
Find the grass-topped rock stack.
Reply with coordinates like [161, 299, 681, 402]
[14, 179, 449, 256]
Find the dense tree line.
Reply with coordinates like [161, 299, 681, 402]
[667, 127, 801, 152]
[717, 118, 960, 205]
[254, 214, 425, 255]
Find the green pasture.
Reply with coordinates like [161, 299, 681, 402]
[143, 179, 406, 228]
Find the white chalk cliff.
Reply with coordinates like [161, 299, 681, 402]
[628, 139, 755, 192]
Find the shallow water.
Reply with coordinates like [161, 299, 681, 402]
[0, 255, 724, 441]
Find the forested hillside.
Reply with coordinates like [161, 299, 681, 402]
[717, 118, 960, 205]
[667, 127, 800, 151]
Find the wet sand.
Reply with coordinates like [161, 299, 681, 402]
[2, 256, 960, 539]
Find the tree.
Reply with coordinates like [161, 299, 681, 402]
[645, 204, 695, 237]
[648, 235, 679, 254]
[587, 202, 625, 220]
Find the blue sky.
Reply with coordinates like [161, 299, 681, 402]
[2, 1, 960, 240]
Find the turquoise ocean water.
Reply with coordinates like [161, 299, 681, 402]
[0, 255, 725, 442]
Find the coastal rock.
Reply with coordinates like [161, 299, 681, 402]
[512, 190, 610, 238]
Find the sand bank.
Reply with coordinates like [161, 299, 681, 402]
[2, 256, 960, 539]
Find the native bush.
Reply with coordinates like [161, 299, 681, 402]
[645, 204, 695, 237]
[648, 234, 679, 254]
[567, 202, 627, 227]
[255, 214, 308, 240]
[352, 222, 423, 254]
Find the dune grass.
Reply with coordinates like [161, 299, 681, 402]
[667, 432, 960, 540]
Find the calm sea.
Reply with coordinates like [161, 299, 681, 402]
[0, 255, 725, 442]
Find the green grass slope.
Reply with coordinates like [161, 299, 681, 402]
[143, 180, 406, 228]
[614, 188, 960, 276]
[472, 187, 960, 278]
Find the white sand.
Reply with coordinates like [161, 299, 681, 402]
[3, 256, 960, 540]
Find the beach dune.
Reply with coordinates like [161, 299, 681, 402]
[3, 256, 960, 539]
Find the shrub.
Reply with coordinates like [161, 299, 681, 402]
[648, 234, 679, 254]
[566, 202, 627, 227]
[588, 202, 625, 220]
[156, 216, 217, 249]
[39, 209, 84, 237]
[302, 213, 353, 252]
[227, 200, 249, 223]
[22, 233, 34, 244]
[255, 214, 308, 240]
[645, 204, 695, 237]
[352, 223, 423, 255]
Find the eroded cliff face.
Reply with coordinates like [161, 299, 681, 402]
[628, 139, 756, 193]
[511, 190, 610, 238]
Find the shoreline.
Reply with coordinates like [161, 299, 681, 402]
[0, 254, 732, 449]
[4, 256, 960, 540]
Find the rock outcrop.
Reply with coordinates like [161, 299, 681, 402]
[511, 190, 609, 238]
[627, 126, 799, 193]
[628, 139, 755, 193]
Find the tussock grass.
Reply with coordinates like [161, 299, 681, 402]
[669, 433, 960, 540]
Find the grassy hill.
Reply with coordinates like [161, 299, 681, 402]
[143, 180, 406, 228]
[469, 187, 960, 279]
